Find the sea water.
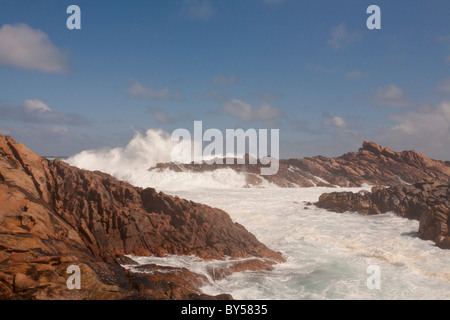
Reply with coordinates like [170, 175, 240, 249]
[67, 130, 450, 300]
[121, 187, 450, 300]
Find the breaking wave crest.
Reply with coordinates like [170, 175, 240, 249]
[66, 129, 266, 191]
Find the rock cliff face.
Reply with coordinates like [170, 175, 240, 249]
[151, 142, 450, 187]
[0, 135, 283, 300]
[315, 181, 450, 249]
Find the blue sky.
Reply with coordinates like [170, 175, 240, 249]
[0, 0, 449, 159]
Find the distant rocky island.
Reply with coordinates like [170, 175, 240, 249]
[151, 141, 450, 188]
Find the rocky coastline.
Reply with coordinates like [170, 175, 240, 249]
[2, 134, 449, 300]
[151, 141, 450, 188]
[315, 181, 450, 249]
[0, 134, 284, 300]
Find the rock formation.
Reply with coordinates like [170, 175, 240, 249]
[315, 181, 450, 249]
[0, 134, 284, 300]
[150, 142, 450, 188]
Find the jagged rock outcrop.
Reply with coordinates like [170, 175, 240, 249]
[150, 142, 450, 188]
[315, 181, 450, 249]
[0, 134, 283, 300]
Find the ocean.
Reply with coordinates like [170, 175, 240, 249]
[123, 187, 450, 300]
[66, 130, 450, 300]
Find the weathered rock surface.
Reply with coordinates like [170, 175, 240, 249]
[315, 181, 450, 249]
[0, 134, 283, 300]
[151, 142, 450, 188]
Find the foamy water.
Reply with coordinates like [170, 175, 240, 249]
[67, 129, 255, 189]
[125, 187, 450, 300]
[67, 131, 450, 300]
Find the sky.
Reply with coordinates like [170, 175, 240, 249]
[0, 0, 449, 160]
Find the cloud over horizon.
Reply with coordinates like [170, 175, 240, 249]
[373, 101, 450, 160]
[0, 99, 90, 126]
[0, 24, 69, 73]
[322, 112, 351, 132]
[390, 101, 450, 136]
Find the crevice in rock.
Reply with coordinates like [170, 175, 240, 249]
[6, 140, 43, 199]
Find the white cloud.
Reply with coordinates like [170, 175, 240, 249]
[382, 101, 450, 159]
[182, 0, 214, 21]
[323, 113, 347, 129]
[328, 23, 360, 50]
[222, 99, 253, 121]
[332, 117, 347, 128]
[222, 98, 281, 122]
[126, 82, 183, 101]
[23, 99, 51, 112]
[0, 24, 69, 73]
[374, 84, 408, 107]
[1, 124, 100, 156]
[255, 104, 281, 121]
[0, 99, 89, 126]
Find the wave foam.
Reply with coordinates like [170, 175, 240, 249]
[66, 129, 252, 191]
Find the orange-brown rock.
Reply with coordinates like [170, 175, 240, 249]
[0, 134, 284, 300]
[207, 259, 277, 281]
[151, 142, 450, 187]
[315, 181, 450, 249]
